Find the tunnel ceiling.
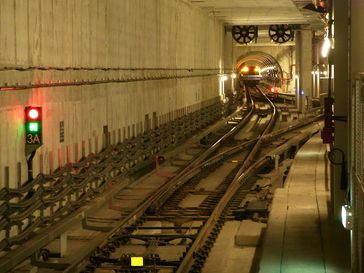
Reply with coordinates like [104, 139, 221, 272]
[236, 52, 282, 71]
[189, 0, 325, 30]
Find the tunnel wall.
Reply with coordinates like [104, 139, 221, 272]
[0, 0, 224, 188]
[349, 0, 364, 271]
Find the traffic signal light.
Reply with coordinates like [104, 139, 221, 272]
[25, 106, 42, 153]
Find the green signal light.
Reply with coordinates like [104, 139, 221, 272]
[28, 122, 39, 132]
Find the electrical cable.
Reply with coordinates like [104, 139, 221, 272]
[327, 147, 349, 194]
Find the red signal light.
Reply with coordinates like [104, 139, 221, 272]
[25, 107, 41, 121]
[28, 109, 39, 119]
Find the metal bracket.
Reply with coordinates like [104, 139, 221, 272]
[31, 251, 69, 270]
[26, 150, 36, 181]
[332, 116, 347, 122]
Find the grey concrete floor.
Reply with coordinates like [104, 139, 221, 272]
[259, 134, 351, 273]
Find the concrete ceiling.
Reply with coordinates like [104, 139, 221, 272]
[189, 0, 326, 30]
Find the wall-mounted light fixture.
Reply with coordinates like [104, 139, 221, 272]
[321, 36, 331, 58]
[341, 204, 353, 230]
[219, 75, 228, 82]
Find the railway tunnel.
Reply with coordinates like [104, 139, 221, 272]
[0, 0, 363, 273]
[235, 51, 285, 88]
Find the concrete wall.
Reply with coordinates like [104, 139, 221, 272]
[222, 29, 242, 93]
[0, 0, 224, 188]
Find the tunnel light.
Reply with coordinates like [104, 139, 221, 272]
[321, 37, 331, 58]
[260, 66, 275, 73]
[219, 75, 228, 81]
[231, 73, 237, 79]
[341, 204, 353, 230]
[300, 91, 304, 95]
[254, 66, 260, 72]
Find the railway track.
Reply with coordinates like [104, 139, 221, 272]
[0, 93, 250, 273]
[3, 86, 321, 273]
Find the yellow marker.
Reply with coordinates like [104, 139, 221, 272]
[131, 256, 144, 267]
[231, 160, 239, 163]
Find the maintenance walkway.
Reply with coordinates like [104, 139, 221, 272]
[259, 134, 351, 273]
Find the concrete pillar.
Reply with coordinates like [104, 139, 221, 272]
[316, 72, 320, 98]
[312, 71, 316, 97]
[222, 27, 234, 98]
[333, 0, 349, 222]
[223, 26, 234, 74]
[295, 32, 302, 111]
[295, 30, 313, 112]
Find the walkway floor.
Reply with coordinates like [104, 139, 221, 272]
[259, 134, 351, 273]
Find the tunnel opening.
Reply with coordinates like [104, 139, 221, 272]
[236, 51, 284, 89]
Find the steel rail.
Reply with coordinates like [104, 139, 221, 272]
[61, 93, 258, 273]
[148, 92, 256, 213]
[1, 87, 319, 273]
[72, 88, 272, 273]
[0, 103, 224, 272]
[176, 86, 279, 273]
[0, 102, 223, 254]
[75, 93, 320, 273]
[231, 86, 277, 182]
[76, 86, 317, 273]
[176, 124, 321, 273]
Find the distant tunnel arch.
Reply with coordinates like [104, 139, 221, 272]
[236, 51, 283, 87]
